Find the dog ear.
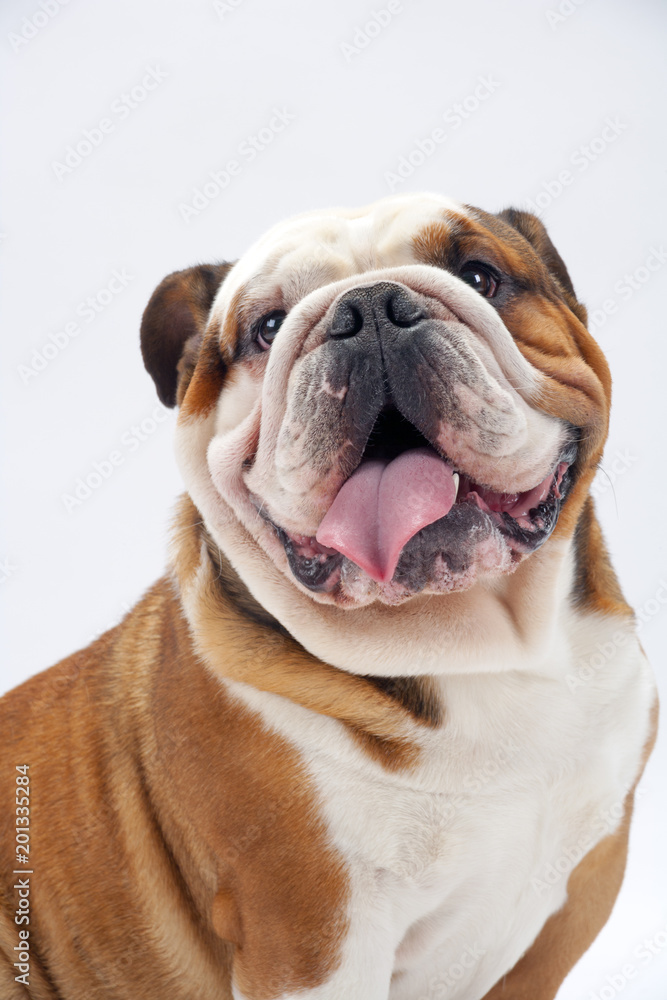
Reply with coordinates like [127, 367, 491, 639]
[496, 208, 587, 326]
[140, 262, 233, 407]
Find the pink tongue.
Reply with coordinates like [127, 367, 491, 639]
[315, 447, 457, 583]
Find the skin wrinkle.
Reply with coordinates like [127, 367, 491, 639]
[173, 196, 617, 632]
[527, 349, 605, 413]
[410, 333, 522, 443]
[227, 251, 571, 595]
[277, 345, 384, 488]
[392, 332, 472, 430]
[281, 304, 534, 516]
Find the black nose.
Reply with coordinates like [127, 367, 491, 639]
[329, 282, 424, 339]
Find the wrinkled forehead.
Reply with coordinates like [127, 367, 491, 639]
[212, 193, 471, 314]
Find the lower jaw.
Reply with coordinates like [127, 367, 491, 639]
[266, 445, 576, 599]
[272, 495, 557, 601]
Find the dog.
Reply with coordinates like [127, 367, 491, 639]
[0, 193, 657, 1000]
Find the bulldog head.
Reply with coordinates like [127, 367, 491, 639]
[141, 194, 611, 671]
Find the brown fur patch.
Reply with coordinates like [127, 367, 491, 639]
[218, 285, 246, 361]
[141, 262, 233, 409]
[178, 321, 228, 418]
[202, 527, 444, 730]
[412, 214, 609, 474]
[362, 674, 443, 727]
[571, 496, 632, 617]
[0, 579, 351, 999]
[500, 293, 610, 481]
[149, 595, 350, 999]
[413, 208, 615, 601]
[413, 211, 559, 301]
[500, 295, 580, 358]
[171, 495, 435, 770]
[178, 286, 248, 419]
[493, 206, 588, 326]
[203, 529, 291, 636]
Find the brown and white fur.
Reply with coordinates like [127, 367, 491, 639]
[0, 193, 657, 1000]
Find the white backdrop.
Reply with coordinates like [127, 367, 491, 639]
[1, 0, 666, 996]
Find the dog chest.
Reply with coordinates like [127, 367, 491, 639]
[221, 646, 653, 998]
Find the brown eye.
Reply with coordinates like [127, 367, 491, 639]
[256, 310, 286, 350]
[459, 263, 499, 298]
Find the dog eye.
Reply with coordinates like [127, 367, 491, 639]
[459, 263, 499, 298]
[256, 310, 287, 350]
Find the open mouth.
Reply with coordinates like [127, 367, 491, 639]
[263, 407, 576, 594]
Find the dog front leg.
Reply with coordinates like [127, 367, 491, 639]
[220, 889, 397, 1000]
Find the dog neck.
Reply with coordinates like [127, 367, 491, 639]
[168, 494, 444, 769]
[167, 492, 633, 764]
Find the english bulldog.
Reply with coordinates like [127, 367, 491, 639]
[0, 193, 657, 1000]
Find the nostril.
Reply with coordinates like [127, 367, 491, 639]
[330, 302, 364, 338]
[386, 292, 424, 329]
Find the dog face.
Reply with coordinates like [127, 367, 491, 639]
[142, 194, 611, 667]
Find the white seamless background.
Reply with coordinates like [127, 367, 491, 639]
[1, 1, 666, 997]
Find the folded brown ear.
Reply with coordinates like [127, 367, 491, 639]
[496, 208, 587, 326]
[140, 262, 233, 407]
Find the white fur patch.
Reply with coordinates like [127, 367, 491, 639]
[223, 586, 655, 999]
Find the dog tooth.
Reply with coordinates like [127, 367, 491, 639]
[452, 472, 460, 499]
